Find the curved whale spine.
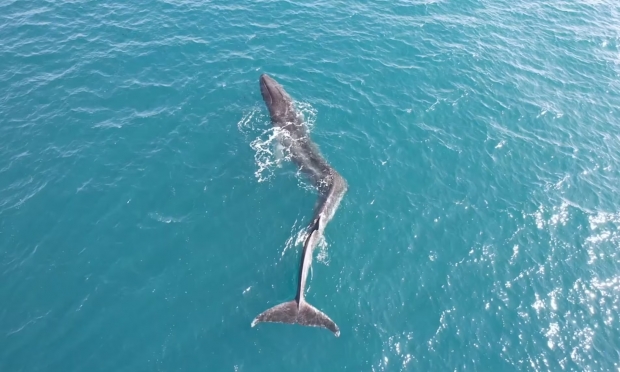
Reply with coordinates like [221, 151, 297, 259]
[251, 74, 347, 337]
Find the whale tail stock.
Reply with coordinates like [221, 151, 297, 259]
[251, 299, 340, 337]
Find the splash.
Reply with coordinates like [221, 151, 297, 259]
[237, 106, 286, 182]
[279, 218, 331, 266]
[292, 100, 317, 131]
[316, 234, 330, 265]
[238, 101, 318, 183]
[281, 219, 308, 259]
[249, 127, 295, 182]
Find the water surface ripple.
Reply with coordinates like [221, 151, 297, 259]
[1, 0, 619, 371]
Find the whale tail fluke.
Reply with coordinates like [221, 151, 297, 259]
[251, 299, 340, 337]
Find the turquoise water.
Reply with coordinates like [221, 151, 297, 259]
[1, 0, 620, 370]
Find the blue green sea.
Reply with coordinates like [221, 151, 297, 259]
[2, 0, 620, 371]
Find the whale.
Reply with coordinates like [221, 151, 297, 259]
[251, 74, 347, 337]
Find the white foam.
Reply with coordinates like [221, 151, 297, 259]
[249, 127, 292, 183]
[239, 101, 318, 184]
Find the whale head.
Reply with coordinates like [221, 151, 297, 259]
[260, 74, 296, 127]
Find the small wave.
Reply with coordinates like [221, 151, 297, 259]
[148, 212, 185, 224]
[0, 179, 48, 212]
[584, 211, 620, 264]
[236, 106, 261, 134]
[6, 310, 51, 336]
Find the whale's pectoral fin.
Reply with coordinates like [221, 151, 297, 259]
[251, 299, 340, 337]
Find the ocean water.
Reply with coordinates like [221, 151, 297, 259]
[1, 0, 620, 371]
